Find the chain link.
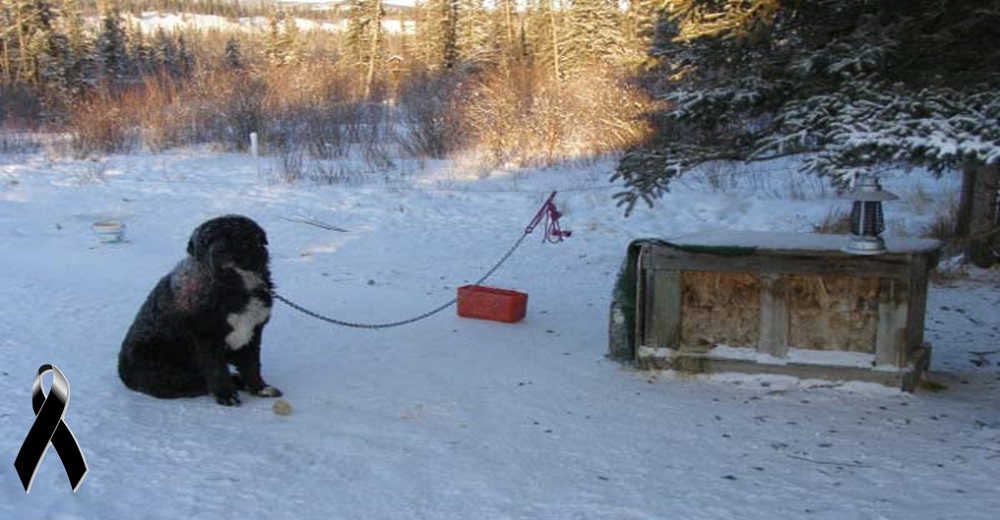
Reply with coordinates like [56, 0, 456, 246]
[272, 232, 530, 329]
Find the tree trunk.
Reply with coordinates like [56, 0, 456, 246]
[550, 1, 562, 82]
[364, 0, 383, 99]
[956, 162, 999, 268]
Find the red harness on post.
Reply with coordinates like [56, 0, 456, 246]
[525, 191, 571, 243]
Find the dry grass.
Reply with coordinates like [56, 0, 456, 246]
[395, 72, 466, 159]
[66, 87, 142, 157]
[51, 55, 653, 179]
[921, 194, 960, 242]
[458, 65, 653, 168]
[812, 207, 852, 234]
[0, 128, 43, 155]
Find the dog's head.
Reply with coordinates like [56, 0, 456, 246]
[187, 215, 269, 273]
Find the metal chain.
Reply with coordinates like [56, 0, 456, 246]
[272, 232, 531, 329]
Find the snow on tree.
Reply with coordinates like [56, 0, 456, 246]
[416, 0, 458, 70]
[563, 0, 625, 73]
[614, 0, 1000, 265]
[347, 0, 385, 96]
[223, 37, 243, 71]
[265, 11, 302, 67]
[454, 0, 490, 66]
[95, 4, 130, 82]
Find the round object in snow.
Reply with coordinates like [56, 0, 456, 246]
[272, 398, 293, 416]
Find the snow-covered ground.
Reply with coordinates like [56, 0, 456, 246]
[1, 147, 998, 519]
[129, 8, 417, 36]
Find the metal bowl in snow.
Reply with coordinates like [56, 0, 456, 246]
[92, 220, 126, 243]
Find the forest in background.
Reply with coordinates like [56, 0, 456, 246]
[1, 0, 998, 266]
[0, 0, 655, 164]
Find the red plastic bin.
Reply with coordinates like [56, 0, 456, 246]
[457, 285, 528, 323]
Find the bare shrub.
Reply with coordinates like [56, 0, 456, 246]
[300, 105, 349, 159]
[257, 64, 393, 164]
[812, 207, 852, 234]
[922, 195, 961, 242]
[194, 70, 269, 151]
[284, 76, 357, 160]
[308, 163, 357, 185]
[67, 76, 201, 156]
[137, 75, 198, 151]
[67, 87, 141, 157]
[275, 146, 306, 183]
[0, 128, 43, 155]
[460, 67, 531, 167]
[0, 84, 44, 127]
[395, 72, 465, 159]
[457, 65, 653, 169]
[353, 103, 395, 170]
[559, 69, 652, 157]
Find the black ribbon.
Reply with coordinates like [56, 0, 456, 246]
[13, 364, 88, 493]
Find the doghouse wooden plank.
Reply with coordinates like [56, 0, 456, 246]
[648, 246, 913, 279]
[635, 248, 650, 351]
[876, 277, 910, 367]
[666, 351, 926, 391]
[906, 253, 932, 360]
[647, 269, 682, 349]
[758, 274, 789, 357]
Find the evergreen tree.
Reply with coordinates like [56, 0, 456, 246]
[454, 0, 489, 66]
[279, 13, 301, 66]
[526, 0, 566, 80]
[95, 4, 130, 82]
[223, 36, 243, 70]
[265, 11, 301, 67]
[563, 0, 625, 73]
[347, 0, 384, 96]
[416, 0, 489, 70]
[490, 0, 521, 63]
[30, 20, 72, 97]
[175, 32, 192, 76]
[415, 0, 453, 70]
[623, 0, 662, 63]
[614, 0, 1000, 265]
[60, 0, 94, 95]
[130, 21, 154, 76]
[151, 27, 175, 73]
[264, 11, 282, 66]
[7, 1, 61, 86]
[347, 0, 380, 67]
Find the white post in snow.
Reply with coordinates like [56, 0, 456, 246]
[250, 132, 259, 157]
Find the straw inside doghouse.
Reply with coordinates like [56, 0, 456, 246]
[679, 271, 878, 352]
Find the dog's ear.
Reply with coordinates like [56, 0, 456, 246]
[186, 223, 213, 261]
[186, 231, 203, 259]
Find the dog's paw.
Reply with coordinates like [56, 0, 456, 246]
[230, 373, 247, 390]
[215, 390, 242, 406]
[255, 386, 282, 398]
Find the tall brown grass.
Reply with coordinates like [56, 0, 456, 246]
[59, 59, 653, 176]
[458, 65, 653, 168]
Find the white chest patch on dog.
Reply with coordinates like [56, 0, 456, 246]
[226, 297, 270, 350]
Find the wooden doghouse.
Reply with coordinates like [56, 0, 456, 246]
[609, 231, 941, 391]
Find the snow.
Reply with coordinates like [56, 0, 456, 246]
[692, 345, 880, 370]
[667, 229, 941, 254]
[1, 148, 999, 519]
[128, 10, 417, 36]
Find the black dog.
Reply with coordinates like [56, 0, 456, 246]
[119, 215, 281, 406]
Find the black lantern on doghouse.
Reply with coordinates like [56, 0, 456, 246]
[842, 173, 898, 255]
